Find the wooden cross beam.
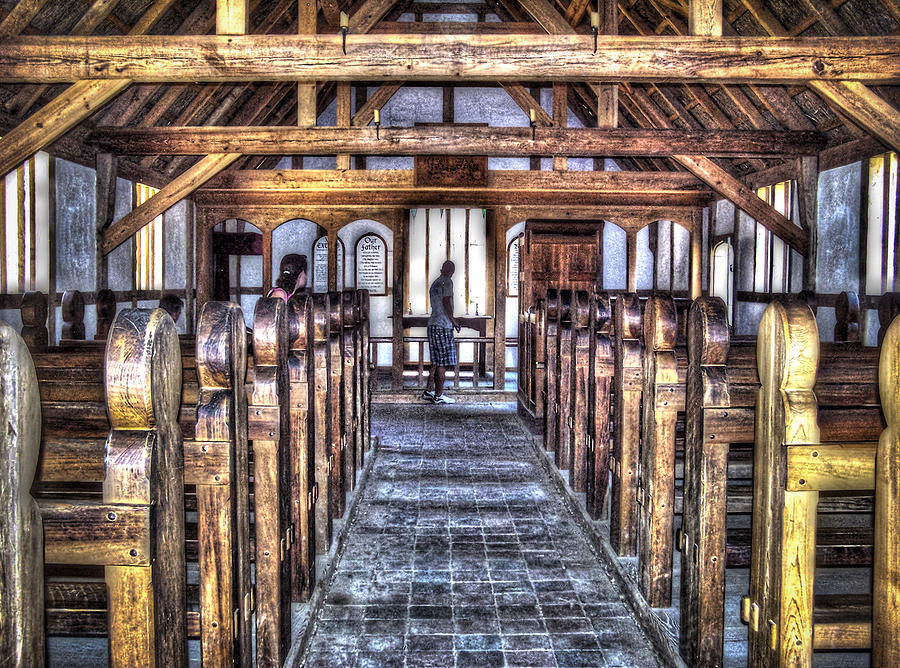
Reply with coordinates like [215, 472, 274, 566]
[86, 126, 826, 158]
[0, 34, 896, 85]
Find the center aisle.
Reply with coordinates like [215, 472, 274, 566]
[298, 403, 665, 668]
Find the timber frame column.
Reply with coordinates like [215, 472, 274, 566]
[626, 229, 638, 293]
[327, 227, 338, 291]
[196, 210, 213, 310]
[797, 155, 819, 291]
[690, 208, 703, 298]
[492, 208, 508, 390]
[391, 209, 408, 391]
[262, 228, 273, 293]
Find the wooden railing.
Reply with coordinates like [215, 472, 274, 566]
[370, 335, 518, 390]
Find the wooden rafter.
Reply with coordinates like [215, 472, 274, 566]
[0, 0, 50, 38]
[739, 0, 900, 155]
[102, 153, 242, 253]
[86, 125, 825, 158]
[0, 34, 896, 85]
[0, 0, 191, 178]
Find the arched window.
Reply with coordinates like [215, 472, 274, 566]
[711, 238, 734, 324]
[355, 233, 387, 295]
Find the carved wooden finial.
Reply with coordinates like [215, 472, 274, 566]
[593, 291, 611, 334]
[60, 290, 85, 340]
[875, 311, 900, 666]
[615, 292, 642, 341]
[104, 308, 186, 666]
[94, 288, 117, 340]
[559, 289, 573, 323]
[546, 288, 559, 321]
[0, 321, 44, 667]
[688, 296, 730, 367]
[834, 291, 861, 344]
[643, 295, 677, 353]
[878, 292, 900, 346]
[573, 290, 590, 329]
[20, 291, 48, 351]
[356, 289, 370, 321]
[749, 299, 819, 667]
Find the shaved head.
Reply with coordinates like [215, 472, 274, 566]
[441, 260, 455, 276]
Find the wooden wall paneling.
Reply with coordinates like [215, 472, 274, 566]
[0, 320, 44, 666]
[611, 293, 642, 556]
[248, 297, 291, 666]
[288, 293, 316, 601]
[193, 301, 251, 667]
[104, 308, 186, 666]
[312, 293, 333, 551]
[680, 296, 731, 667]
[638, 296, 680, 608]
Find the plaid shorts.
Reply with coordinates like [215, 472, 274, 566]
[428, 325, 457, 367]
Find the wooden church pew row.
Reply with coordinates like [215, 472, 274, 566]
[0, 320, 44, 665]
[635, 291, 873, 611]
[680, 296, 881, 668]
[40, 308, 187, 665]
[328, 292, 346, 522]
[359, 289, 373, 466]
[555, 290, 575, 473]
[745, 300, 899, 666]
[33, 303, 253, 667]
[516, 302, 538, 423]
[610, 292, 642, 557]
[288, 292, 316, 602]
[543, 289, 561, 456]
[248, 297, 292, 667]
[586, 292, 614, 520]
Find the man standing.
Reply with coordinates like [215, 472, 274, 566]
[423, 260, 461, 404]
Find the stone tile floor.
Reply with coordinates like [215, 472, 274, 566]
[299, 403, 665, 668]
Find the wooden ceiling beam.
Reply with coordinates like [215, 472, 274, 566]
[194, 168, 713, 208]
[86, 125, 826, 158]
[216, 0, 247, 34]
[0, 34, 895, 85]
[739, 0, 900, 156]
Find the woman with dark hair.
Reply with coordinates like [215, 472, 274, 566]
[268, 253, 308, 302]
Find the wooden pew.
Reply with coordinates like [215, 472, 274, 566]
[678, 296, 881, 667]
[311, 293, 333, 553]
[328, 292, 345, 521]
[0, 319, 44, 667]
[39, 308, 187, 665]
[586, 292, 613, 520]
[610, 292, 642, 557]
[543, 289, 560, 454]
[744, 299, 896, 666]
[248, 297, 292, 667]
[358, 288, 372, 464]
[288, 292, 317, 602]
[555, 290, 575, 473]
[638, 295, 683, 608]
[33, 303, 253, 667]
[569, 290, 591, 493]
